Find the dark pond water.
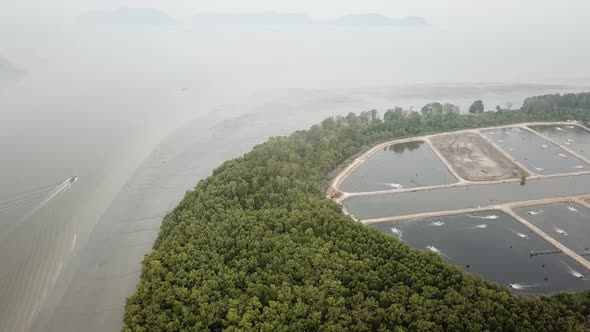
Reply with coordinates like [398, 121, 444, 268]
[529, 125, 590, 161]
[514, 202, 590, 259]
[370, 211, 590, 295]
[480, 127, 589, 174]
[344, 174, 590, 220]
[339, 141, 456, 193]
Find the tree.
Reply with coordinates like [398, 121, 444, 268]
[421, 102, 443, 117]
[469, 100, 485, 113]
[520, 173, 528, 186]
[442, 103, 460, 115]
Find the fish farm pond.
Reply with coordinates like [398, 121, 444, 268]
[331, 122, 590, 295]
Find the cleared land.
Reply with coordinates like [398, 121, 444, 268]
[431, 132, 525, 181]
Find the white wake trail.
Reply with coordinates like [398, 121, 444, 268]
[469, 214, 499, 220]
[563, 262, 585, 279]
[509, 283, 539, 290]
[20, 181, 71, 221]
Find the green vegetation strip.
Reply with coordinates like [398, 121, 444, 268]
[124, 94, 590, 331]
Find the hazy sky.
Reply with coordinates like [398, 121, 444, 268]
[2, 0, 589, 85]
[3, 0, 589, 26]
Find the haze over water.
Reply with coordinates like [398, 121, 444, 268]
[1, 1, 590, 331]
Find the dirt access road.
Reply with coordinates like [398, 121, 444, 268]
[430, 132, 525, 181]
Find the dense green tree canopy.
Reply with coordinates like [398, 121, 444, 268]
[124, 93, 590, 331]
[469, 99, 485, 113]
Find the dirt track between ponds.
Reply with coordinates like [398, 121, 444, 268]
[431, 132, 525, 181]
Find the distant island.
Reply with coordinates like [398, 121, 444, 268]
[194, 12, 428, 27]
[0, 57, 26, 82]
[80, 8, 176, 26]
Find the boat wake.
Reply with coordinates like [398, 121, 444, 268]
[0, 177, 77, 241]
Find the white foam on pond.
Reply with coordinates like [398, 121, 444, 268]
[510, 229, 529, 239]
[567, 126, 575, 129]
[564, 142, 571, 145]
[528, 209, 543, 215]
[541, 144, 548, 148]
[573, 165, 584, 169]
[563, 262, 585, 279]
[556, 127, 563, 131]
[498, 139, 505, 143]
[425, 221, 445, 227]
[552, 226, 568, 236]
[390, 227, 402, 240]
[558, 153, 567, 158]
[469, 214, 499, 220]
[381, 183, 403, 189]
[509, 283, 539, 290]
[426, 245, 452, 259]
[508, 148, 515, 151]
[567, 138, 574, 142]
[473, 224, 488, 229]
[534, 167, 545, 171]
[426, 245, 440, 254]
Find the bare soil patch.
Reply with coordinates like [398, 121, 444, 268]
[431, 132, 524, 181]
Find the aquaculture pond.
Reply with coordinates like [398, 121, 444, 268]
[371, 212, 590, 295]
[339, 141, 456, 193]
[480, 127, 588, 174]
[514, 202, 590, 259]
[529, 125, 590, 161]
[344, 174, 590, 220]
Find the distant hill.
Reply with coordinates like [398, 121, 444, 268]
[194, 12, 312, 25]
[0, 57, 26, 82]
[328, 14, 427, 27]
[80, 8, 176, 26]
[193, 12, 427, 27]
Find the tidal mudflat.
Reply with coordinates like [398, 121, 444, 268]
[371, 211, 589, 294]
[514, 202, 590, 259]
[481, 127, 588, 174]
[339, 141, 456, 193]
